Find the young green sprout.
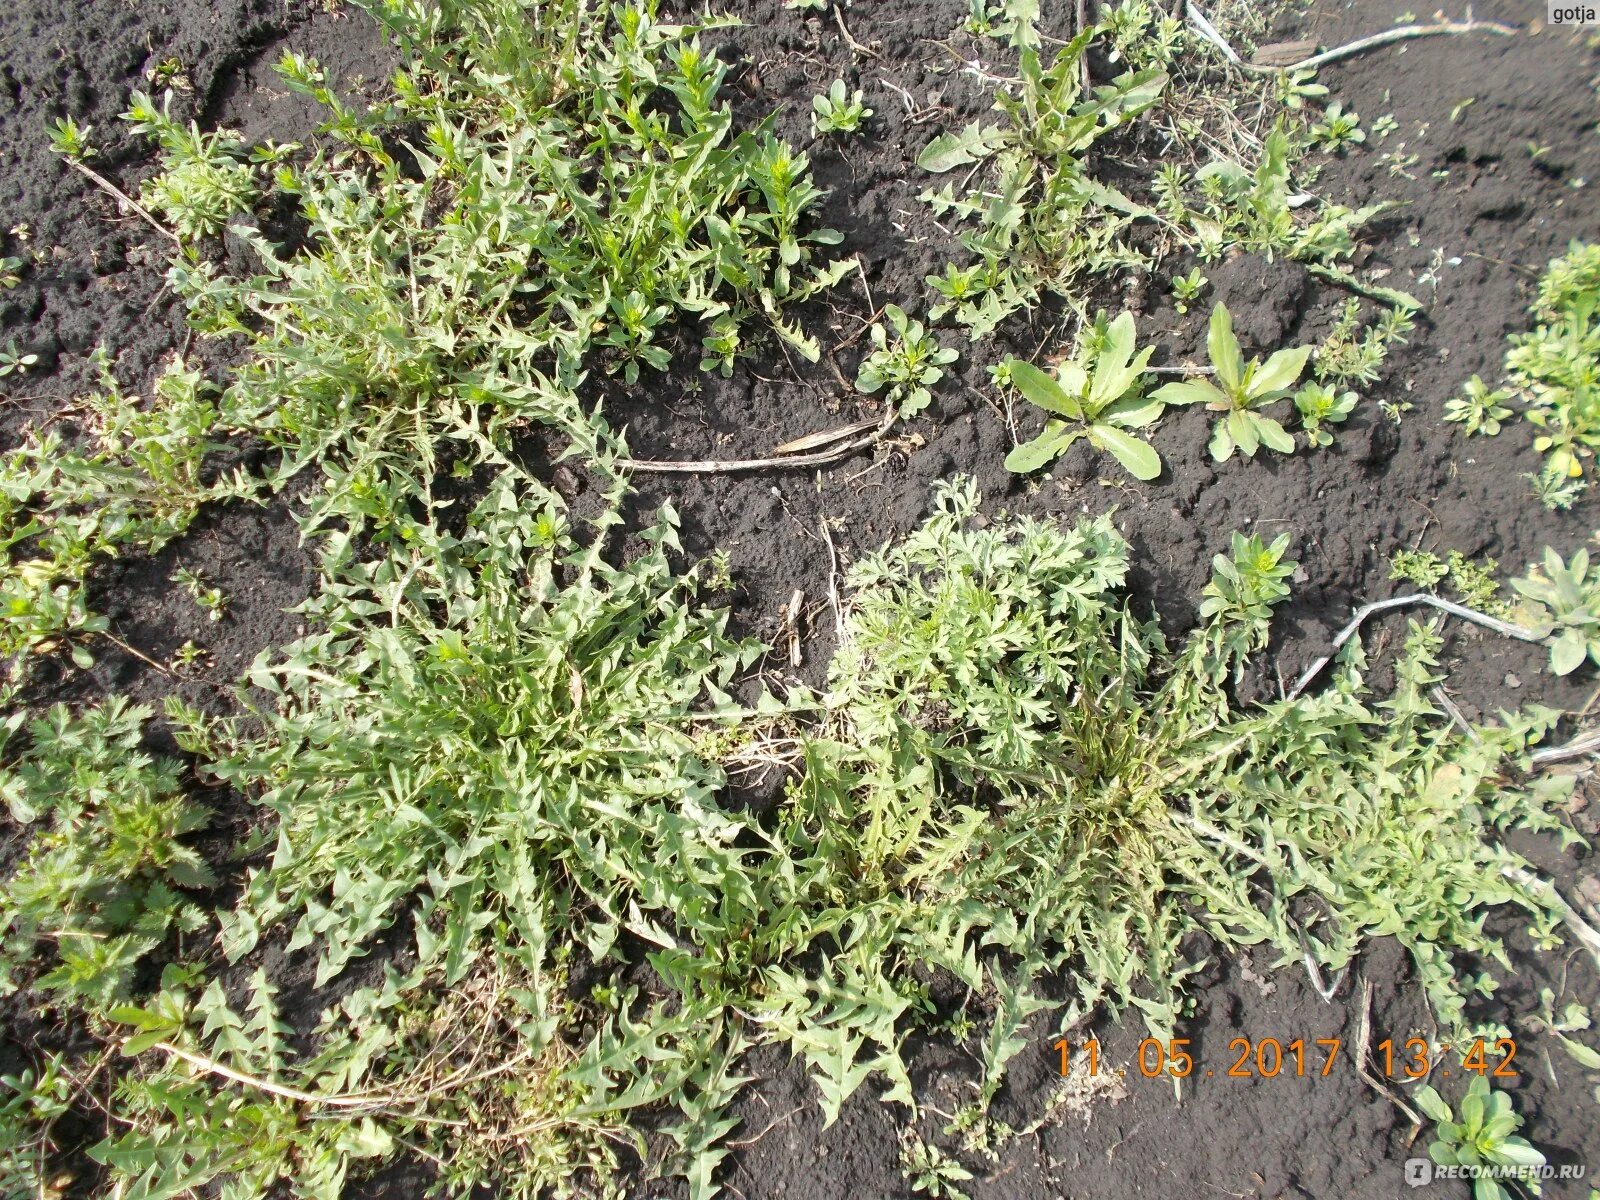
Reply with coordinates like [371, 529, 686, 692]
[1294, 382, 1356, 449]
[812, 79, 873, 136]
[1310, 101, 1365, 152]
[1415, 1077, 1544, 1200]
[171, 567, 229, 622]
[46, 116, 95, 160]
[0, 338, 38, 377]
[855, 305, 957, 416]
[1511, 546, 1600, 675]
[1170, 267, 1207, 314]
[1153, 303, 1311, 462]
[1445, 376, 1514, 437]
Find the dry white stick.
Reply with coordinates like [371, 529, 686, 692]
[833, 5, 881, 60]
[147, 1041, 398, 1108]
[1288, 594, 1543, 700]
[62, 157, 182, 246]
[622, 404, 895, 475]
[1185, 2, 1242, 65]
[1503, 867, 1600, 970]
[784, 588, 806, 668]
[1531, 729, 1600, 767]
[819, 516, 848, 647]
[1274, 19, 1517, 74]
[1185, 5, 1516, 75]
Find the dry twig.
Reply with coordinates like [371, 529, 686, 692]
[61, 157, 181, 246]
[1186, 4, 1516, 75]
[621, 404, 895, 475]
[1288, 594, 1543, 699]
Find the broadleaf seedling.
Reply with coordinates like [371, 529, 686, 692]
[1153, 303, 1311, 461]
[1002, 311, 1166, 481]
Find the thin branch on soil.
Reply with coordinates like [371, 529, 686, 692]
[832, 6, 881, 60]
[1288, 594, 1544, 700]
[144, 1041, 403, 1109]
[1502, 867, 1600, 970]
[60, 157, 181, 247]
[1185, 2, 1242, 65]
[726, 1105, 805, 1148]
[620, 404, 895, 474]
[1186, 4, 1517, 75]
[819, 515, 848, 646]
[1354, 976, 1424, 1129]
[831, 305, 887, 353]
[1531, 728, 1600, 767]
[1270, 18, 1518, 74]
[99, 630, 171, 675]
[1431, 686, 1480, 743]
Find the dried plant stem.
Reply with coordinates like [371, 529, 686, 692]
[61, 157, 181, 246]
[1502, 867, 1600, 969]
[1355, 977, 1423, 1128]
[832, 5, 881, 60]
[1531, 729, 1600, 766]
[1289, 594, 1543, 700]
[1186, 4, 1516, 76]
[146, 1041, 400, 1108]
[622, 404, 895, 475]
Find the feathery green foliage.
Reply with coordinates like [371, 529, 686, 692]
[0, 356, 253, 673]
[0, 699, 212, 1008]
[2, 479, 1586, 1198]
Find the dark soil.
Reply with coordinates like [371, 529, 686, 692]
[2, 0, 1598, 1197]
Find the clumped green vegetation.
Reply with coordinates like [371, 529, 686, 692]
[150, 0, 849, 535]
[1512, 547, 1600, 676]
[0, 356, 252, 672]
[3, 0, 858, 680]
[1511, 243, 1600, 492]
[912, 0, 1387, 341]
[1293, 381, 1357, 448]
[1313, 297, 1415, 390]
[5, 479, 1586, 1198]
[1448, 241, 1600, 507]
[3, 0, 1596, 1196]
[1446, 376, 1515, 437]
[1416, 1078, 1545, 1200]
[916, 22, 1166, 337]
[0, 698, 213, 1007]
[855, 305, 959, 417]
[1391, 548, 1508, 617]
